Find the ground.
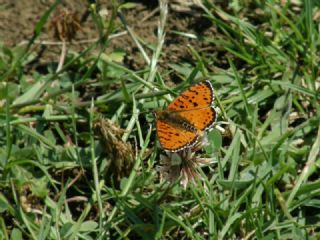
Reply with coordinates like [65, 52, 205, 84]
[0, 0, 217, 79]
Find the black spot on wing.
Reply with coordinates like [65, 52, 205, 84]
[181, 94, 190, 99]
[189, 89, 198, 95]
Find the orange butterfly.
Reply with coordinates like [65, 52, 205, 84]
[155, 80, 216, 152]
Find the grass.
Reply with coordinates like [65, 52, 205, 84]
[1, 0, 320, 239]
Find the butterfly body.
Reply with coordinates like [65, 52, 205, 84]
[155, 109, 198, 133]
[155, 80, 216, 152]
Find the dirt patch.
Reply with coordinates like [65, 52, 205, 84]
[0, 0, 218, 81]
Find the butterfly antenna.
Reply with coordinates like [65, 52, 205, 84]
[120, 109, 154, 118]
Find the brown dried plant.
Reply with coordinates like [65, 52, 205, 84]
[49, 6, 81, 41]
[95, 117, 134, 185]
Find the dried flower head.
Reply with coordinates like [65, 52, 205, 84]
[158, 133, 213, 189]
[49, 7, 81, 41]
[95, 117, 134, 184]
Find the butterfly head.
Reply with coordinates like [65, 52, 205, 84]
[153, 109, 171, 121]
[152, 110, 160, 120]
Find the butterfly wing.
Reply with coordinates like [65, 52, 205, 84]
[167, 80, 216, 130]
[156, 119, 198, 152]
[180, 108, 216, 131]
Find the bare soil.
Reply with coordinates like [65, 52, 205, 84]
[0, 0, 218, 81]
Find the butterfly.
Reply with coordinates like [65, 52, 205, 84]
[155, 80, 216, 152]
